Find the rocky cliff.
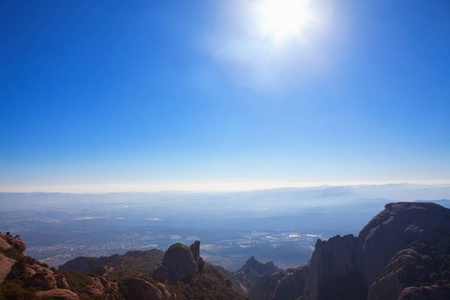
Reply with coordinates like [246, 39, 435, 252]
[248, 202, 450, 300]
[301, 202, 450, 300]
[249, 266, 308, 300]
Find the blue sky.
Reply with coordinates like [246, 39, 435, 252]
[1, 0, 450, 192]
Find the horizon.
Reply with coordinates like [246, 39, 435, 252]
[1, 0, 450, 192]
[2, 181, 450, 194]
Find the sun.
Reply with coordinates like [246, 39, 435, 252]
[255, 0, 313, 45]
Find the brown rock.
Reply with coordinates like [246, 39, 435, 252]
[36, 289, 79, 300]
[156, 282, 172, 299]
[153, 266, 169, 283]
[0, 253, 16, 283]
[23, 264, 57, 289]
[82, 276, 118, 296]
[398, 285, 450, 300]
[55, 273, 70, 289]
[122, 278, 166, 300]
[0, 236, 11, 250]
[1, 234, 26, 252]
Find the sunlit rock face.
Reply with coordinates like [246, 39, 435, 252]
[0, 234, 26, 253]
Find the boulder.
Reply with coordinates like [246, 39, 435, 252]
[122, 278, 167, 300]
[1, 234, 26, 253]
[23, 264, 57, 290]
[36, 289, 79, 300]
[162, 243, 198, 282]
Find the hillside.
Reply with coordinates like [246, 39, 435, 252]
[59, 249, 164, 280]
[1, 202, 449, 299]
[0, 235, 248, 299]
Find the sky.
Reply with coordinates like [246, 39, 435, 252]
[1, 0, 450, 192]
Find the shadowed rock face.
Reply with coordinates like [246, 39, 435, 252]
[162, 241, 201, 282]
[250, 266, 308, 300]
[120, 278, 171, 300]
[301, 202, 450, 300]
[358, 202, 450, 284]
[234, 256, 281, 294]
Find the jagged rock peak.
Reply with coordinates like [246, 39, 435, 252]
[243, 256, 279, 274]
[190, 240, 200, 265]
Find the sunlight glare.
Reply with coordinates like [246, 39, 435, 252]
[256, 0, 312, 45]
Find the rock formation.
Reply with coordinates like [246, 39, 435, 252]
[250, 266, 308, 300]
[300, 202, 450, 300]
[0, 253, 16, 283]
[248, 202, 450, 300]
[120, 278, 172, 300]
[36, 288, 79, 300]
[0, 232, 80, 299]
[234, 256, 281, 294]
[162, 241, 202, 282]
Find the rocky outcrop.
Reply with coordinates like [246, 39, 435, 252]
[162, 242, 200, 282]
[0, 237, 11, 250]
[190, 240, 200, 265]
[398, 285, 450, 300]
[0, 233, 26, 253]
[82, 276, 118, 296]
[0, 253, 16, 283]
[300, 202, 450, 300]
[23, 264, 58, 290]
[367, 248, 418, 300]
[36, 289, 79, 300]
[303, 234, 365, 300]
[272, 266, 308, 300]
[250, 266, 308, 300]
[120, 278, 172, 300]
[358, 202, 450, 284]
